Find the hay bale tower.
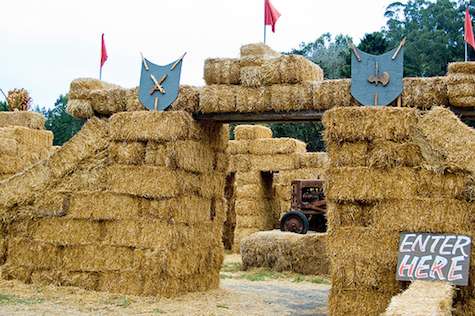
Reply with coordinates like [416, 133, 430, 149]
[0, 111, 53, 181]
[0, 111, 227, 297]
[323, 106, 475, 315]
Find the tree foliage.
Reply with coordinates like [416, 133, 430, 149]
[0, 101, 7, 111]
[39, 95, 84, 146]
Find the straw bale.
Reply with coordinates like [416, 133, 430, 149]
[214, 152, 228, 172]
[240, 66, 264, 87]
[199, 85, 237, 113]
[228, 154, 251, 172]
[234, 125, 272, 140]
[241, 230, 329, 275]
[323, 107, 418, 143]
[69, 78, 120, 92]
[235, 86, 270, 112]
[249, 138, 306, 155]
[327, 141, 423, 168]
[62, 245, 137, 272]
[239, 56, 268, 67]
[326, 167, 470, 202]
[31, 270, 99, 290]
[203, 58, 240, 85]
[7, 238, 62, 268]
[123, 87, 144, 112]
[0, 158, 18, 174]
[164, 85, 200, 112]
[327, 142, 368, 167]
[328, 288, 394, 316]
[447, 74, 475, 107]
[268, 83, 315, 112]
[109, 141, 145, 165]
[106, 164, 185, 198]
[235, 171, 262, 185]
[66, 191, 142, 220]
[198, 121, 229, 152]
[415, 106, 475, 173]
[144, 142, 167, 166]
[0, 138, 17, 155]
[0, 111, 45, 130]
[0, 118, 108, 210]
[240, 43, 281, 58]
[226, 140, 250, 154]
[66, 99, 94, 119]
[232, 227, 261, 252]
[198, 173, 225, 199]
[170, 140, 215, 173]
[384, 281, 454, 316]
[448, 62, 475, 75]
[144, 195, 212, 225]
[1, 264, 32, 282]
[326, 202, 370, 228]
[298, 152, 328, 168]
[110, 111, 201, 142]
[249, 154, 298, 171]
[235, 184, 266, 200]
[402, 77, 448, 109]
[236, 215, 273, 229]
[85, 89, 128, 115]
[28, 218, 102, 245]
[313, 79, 356, 109]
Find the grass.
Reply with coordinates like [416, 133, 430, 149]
[221, 262, 242, 273]
[216, 303, 229, 309]
[0, 293, 44, 305]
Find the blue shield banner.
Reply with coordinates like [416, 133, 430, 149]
[351, 47, 404, 106]
[138, 56, 183, 111]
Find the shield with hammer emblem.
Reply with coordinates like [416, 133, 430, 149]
[350, 39, 405, 106]
[138, 53, 185, 111]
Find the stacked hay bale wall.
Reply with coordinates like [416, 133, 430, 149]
[0, 111, 227, 297]
[447, 62, 475, 107]
[323, 106, 475, 315]
[226, 124, 327, 251]
[240, 230, 329, 275]
[0, 112, 53, 180]
[384, 281, 454, 316]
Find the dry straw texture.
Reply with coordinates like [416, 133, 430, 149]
[0, 112, 45, 130]
[240, 43, 281, 58]
[6, 89, 32, 111]
[199, 85, 237, 113]
[402, 77, 448, 109]
[447, 62, 475, 107]
[240, 230, 329, 275]
[204, 58, 240, 85]
[384, 281, 454, 316]
[234, 125, 272, 140]
[313, 79, 356, 109]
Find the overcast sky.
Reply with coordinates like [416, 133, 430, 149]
[2, 0, 399, 107]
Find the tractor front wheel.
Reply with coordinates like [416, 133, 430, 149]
[280, 211, 309, 234]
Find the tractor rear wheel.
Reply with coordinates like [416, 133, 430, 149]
[280, 211, 309, 234]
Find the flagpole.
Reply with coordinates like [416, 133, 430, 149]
[99, 67, 102, 81]
[466, 41, 468, 62]
[263, 0, 267, 44]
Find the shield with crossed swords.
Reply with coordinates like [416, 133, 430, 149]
[138, 54, 185, 111]
[350, 40, 404, 106]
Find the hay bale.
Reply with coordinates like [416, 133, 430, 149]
[109, 141, 145, 165]
[234, 125, 272, 140]
[415, 106, 475, 173]
[66, 99, 94, 119]
[171, 140, 215, 173]
[109, 111, 201, 142]
[226, 140, 250, 154]
[249, 154, 298, 171]
[384, 281, 454, 316]
[249, 138, 306, 155]
[274, 168, 325, 184]
[203, 58, 240, 85]
[268, 83, 316, 111]
[402, 77, 448, 109]
[323, 107, 418, 143]
[447, 62, 475, 107]
[199, 85, 237, 113]
[0, 112, 45, 130]
[298, 152, 328, 168]
[171, 85, 201, 112]
[236, 86, 270, 112]
[240, 230, 329, 275]
[240, 43, 281, 58]
[328, 288, 394, 316]
[313, 79, 356, 109]
[325, 167, 470, 202]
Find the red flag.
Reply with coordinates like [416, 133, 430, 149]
[100, 33, 108, 68]
[264, 0, 281, 33]
[465, 7, 475, 50]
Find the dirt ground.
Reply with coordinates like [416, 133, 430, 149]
[0, 254, 330, 316]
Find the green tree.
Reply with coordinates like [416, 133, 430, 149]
[270, 122, 325, 152]
[358, 32, 390, 55]
[41, 95, 85, 146]
[0, 101, 7, 111]
[384, 0, 471, 76]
